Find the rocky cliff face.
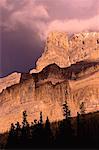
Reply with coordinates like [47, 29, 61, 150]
[30, 32, 99, 73]
[31, 32, 70, 73]
[0, 73, 21, 93]
[0, 32, 99, 132]
[0, 61, 99, 132]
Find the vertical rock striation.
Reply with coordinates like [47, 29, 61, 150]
[30, 32, 99, 73]
[0, 32, 99, 132]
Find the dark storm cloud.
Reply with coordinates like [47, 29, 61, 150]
[0, 0, 48, 77]
[0, 0, 99, 77]
[1, 24, 44, 77]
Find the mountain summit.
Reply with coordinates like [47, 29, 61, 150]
[30, 32, 99, 73]
[0, 32, 99, 132]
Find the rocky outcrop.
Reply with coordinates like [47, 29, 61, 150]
[31, 31, 70, 73]
[0, 61, 99, 132]
[30, 32, 99, 73]
[69, 32, 99, 63]
[0, 74, 35, 132]
[0, 31, 99, 132]
[0, 73, 21, 93]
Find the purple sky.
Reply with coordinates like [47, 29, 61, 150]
[0, 0, 99, 77]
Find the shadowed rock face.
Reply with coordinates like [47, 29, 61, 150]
[0, 61, 99, 132]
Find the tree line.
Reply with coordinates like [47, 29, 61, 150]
[4, 101, 99, 149]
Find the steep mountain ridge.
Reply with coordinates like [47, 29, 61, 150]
[0, 61, 99, 132]
[31, 32, 99, 73]
[0, 73, 21, 93]
[0, 31, 99, 132]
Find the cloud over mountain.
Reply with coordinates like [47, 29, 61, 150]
[0, 0, 99, 76]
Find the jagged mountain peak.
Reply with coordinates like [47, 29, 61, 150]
[0, 32, 99, 132]
[30, 31, 99, 74]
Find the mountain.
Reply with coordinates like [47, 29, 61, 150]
[0, 32, 99, 132]
[0, 73, 21, 93]
[0, 61, 99, 132]
[30, 32, 99, 73]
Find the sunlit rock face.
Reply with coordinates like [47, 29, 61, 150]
[30, 31, 70, 73]
[30, 32, 99, 73]
[0, 73, 35, 132]
[0, 32, 99, 132]
[69, 32, 99, 63]
[0, 61, 99, 132]
[0, 73, 21, 93]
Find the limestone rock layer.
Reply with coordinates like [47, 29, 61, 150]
[0, 32, 99, 132]
[0, 61, 99, 132]
[31, 32, 99, 73]
[0, 73, 21, 93]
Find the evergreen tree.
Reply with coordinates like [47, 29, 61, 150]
[45, 117, 51, 132]
[15, 121, 21, 146]
[36, 112, 44, 146]
[44, 117, 53, 147]
[6, 123, 16, 148]
[34, 119, 37, 124]
[31, 113, 44, 148]
[21, 110, 30, 147]
[22, 110, 28, 127]
[80, 102, 85, 115]
[15, 121, 21, 137]
[63, 100, 71, 120]
[39, 111, 43, 124]
[57, 101, 74, 147]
